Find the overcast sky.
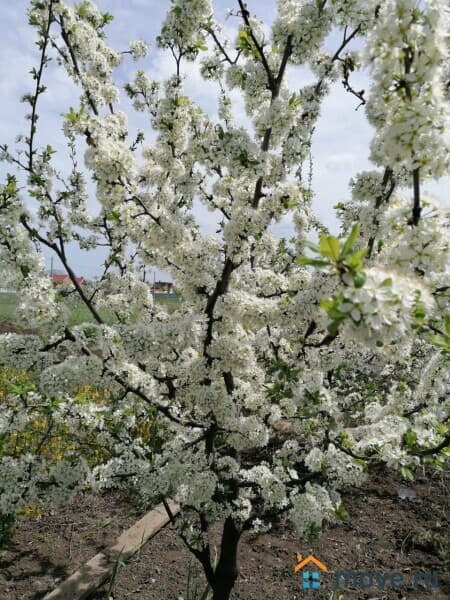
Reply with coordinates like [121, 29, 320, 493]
[1, 1, 448, 280]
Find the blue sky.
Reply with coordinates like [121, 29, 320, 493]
[1, 1, 448, 280]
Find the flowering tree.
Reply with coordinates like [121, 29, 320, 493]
[1, 0, 449, 598]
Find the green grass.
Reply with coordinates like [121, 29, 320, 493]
[66, 302, 115, 327]
[152, 294, 180, 311]
[0, 292, 180, 327]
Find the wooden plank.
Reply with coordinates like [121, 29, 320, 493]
[43, 499, 179, 600]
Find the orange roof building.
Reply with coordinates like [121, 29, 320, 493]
[49, 273, 85, 286]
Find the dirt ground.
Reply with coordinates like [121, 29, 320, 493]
[0, 467, 448, 600]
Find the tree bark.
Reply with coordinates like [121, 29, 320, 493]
[211, 517, 242, 600]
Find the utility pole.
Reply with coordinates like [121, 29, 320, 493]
[50, 256, 53, 277]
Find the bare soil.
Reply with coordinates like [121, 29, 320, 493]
[0, 468, 449, 600]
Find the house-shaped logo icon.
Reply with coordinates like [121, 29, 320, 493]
[294, 554, 327, 590]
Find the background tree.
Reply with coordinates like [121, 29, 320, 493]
[0, 1, 449, 598]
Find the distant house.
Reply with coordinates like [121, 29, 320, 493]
[49, 273, 85, 286]
[151, 280, 174, 294]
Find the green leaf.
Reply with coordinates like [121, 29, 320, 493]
[238, 28, 252, 53]
[333, 201, 346, 210]
[436, 423, 448, 436]
[5, 176, 17, 196]
[82, 326, 97, 338]
[353, 272, 366, 288]
[319, 234, 340, 261]
[101, 12, 114, 25]
[110, 210, 121, 223]
[340, 224, 360, 258]
[444, 315, 450, 336]
[340, 431, 353, 450]
[399, 466, 414, 481]
[238, 149, 249, 166]
[304, 240, 320, 253]
[346, 248, 367, 270]
[320, 298, 335, 312]
[335, 504, 348, 521]
[195, 40, 208, 51]
[306, 521, 322, 542]
[430, 334, 450, 351]
[328, 306, 347, 320]
[413, 303, 426, 324]
[321, 296, 346, 319]
[403, 429, 417, 449]
[288, 93, 302, 108]
[281, 196, 299, 210]
[296, 257, 329, 268]
[327, 318, 345, 336]
[65, 107, 81, 125]
[354, 458, 369, 473]
[174, 95, 190, 107]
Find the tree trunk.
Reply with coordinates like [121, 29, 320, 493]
[211, 516, 241, 600]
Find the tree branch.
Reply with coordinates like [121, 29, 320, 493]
[237, 0, 275, 90]
[27, 1, 55, 171]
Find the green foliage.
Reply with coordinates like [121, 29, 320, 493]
[64, 106, 84, 126]
[1, 174, 18, 202]
[298, 225, 368, 335]
[338, 430, 354, 450]
[430, 315, 450, 353]
[238, 148, 259, 168]
[306, 521, 322, 542]
[320, 294, 348, 336]
[104, 550, 126, 600]
[298, 224, 366, 284]
[353, 458, 369, 474]
[76, 1, 114, 28]
[398, 465, 414, 480]
[435, 535, 450, 562]
[403, 429, 418, 451]
[413, 302, 427, 327]
[266, 358, 299, 403]
[406, 422, 450, 464]
[179, 557, 211, 600]
[0, 366, 167, 543]
[237, 27, 254, 56]
[288, 93, 302, 108]
[335, 503, 348, 521]
[195, 40, 208, 52]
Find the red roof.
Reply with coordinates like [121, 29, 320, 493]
[50, 274, 85, 285]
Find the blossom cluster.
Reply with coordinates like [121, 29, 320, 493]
[0, 0, 449, 569]
[365, 0, 450, 177]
